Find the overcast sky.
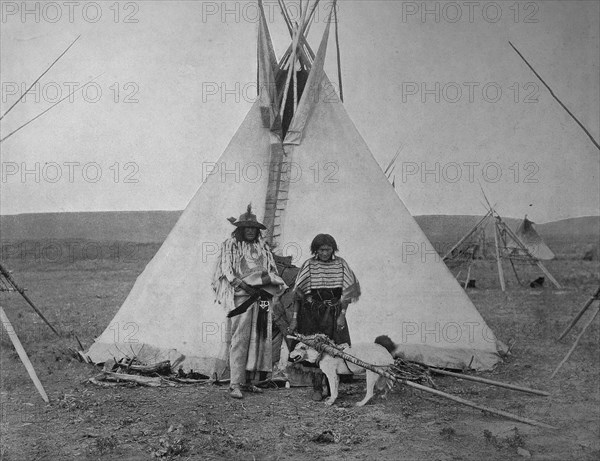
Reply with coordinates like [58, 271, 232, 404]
[1, 0, 598, 222]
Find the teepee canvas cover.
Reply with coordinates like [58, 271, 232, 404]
[514, 216, 555, 260]
[87, 5, 503, 372]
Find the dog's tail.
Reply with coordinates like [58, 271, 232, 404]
[374, 335, 396, 354]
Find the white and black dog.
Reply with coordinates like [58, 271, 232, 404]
[289, 336, 396, 406]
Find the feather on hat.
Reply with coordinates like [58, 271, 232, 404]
[228, 204, 266, 229]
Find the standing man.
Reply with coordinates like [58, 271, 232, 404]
[212, 204, 286, 399]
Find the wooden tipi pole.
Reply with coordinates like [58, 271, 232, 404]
[493, 220, 506, 291]
[430, 368, 550, 396]
[333, 1, 343, 102]
[442, 210, 492, 261]
[464, 261, 473, 289]
[509, 41, 599, 151]
[558, 287, 600, 340]
[0, 306, 50, 403]
[551, 305, 599, 378]
[0, 261, 60, 337]
[0, 35, 80, 121]
[0, 74, 103, 144]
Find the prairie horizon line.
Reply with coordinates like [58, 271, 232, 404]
[1, 209, 599, 225]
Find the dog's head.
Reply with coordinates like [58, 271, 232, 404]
[289, 342, 320, 364]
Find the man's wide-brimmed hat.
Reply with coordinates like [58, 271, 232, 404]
[227, 204, 266, 230]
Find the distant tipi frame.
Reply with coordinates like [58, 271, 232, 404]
[442, 199, 561, 291]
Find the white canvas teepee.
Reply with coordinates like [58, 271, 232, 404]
[87, 5, 504, 372]
[514, 216, 555, 260]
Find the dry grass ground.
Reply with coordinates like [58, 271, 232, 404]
[0, 239, 598, 460]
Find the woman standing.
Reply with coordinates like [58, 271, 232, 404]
[289, 234, 361, 399]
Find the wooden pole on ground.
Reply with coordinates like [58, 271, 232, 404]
[293, 335, 557, 429]
[551, 306, 600, 379]
[403, 376, 556, 429]
[0, 306, 50, 403]
[557, 287, 600, 340]
[430, 368, 549, 396]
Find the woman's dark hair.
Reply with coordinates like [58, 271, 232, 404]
[310, 234, 338, 255]
[232, 226, 262, 243]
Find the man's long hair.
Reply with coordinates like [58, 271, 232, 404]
[232, 226, 262, 243]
